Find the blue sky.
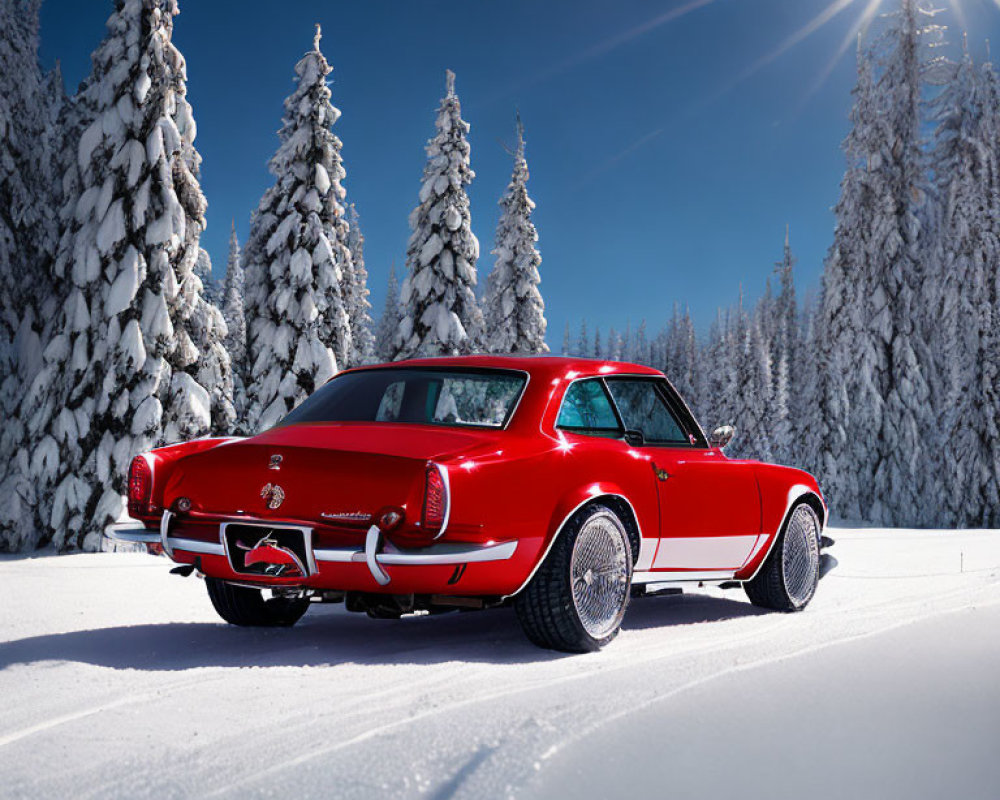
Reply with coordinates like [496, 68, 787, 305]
[39, 0, 1000, 346]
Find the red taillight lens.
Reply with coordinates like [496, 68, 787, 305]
[128, 455, 151, 518]
[422, 464, 447, 530]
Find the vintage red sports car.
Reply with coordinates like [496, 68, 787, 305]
[108, 355, 830, 652]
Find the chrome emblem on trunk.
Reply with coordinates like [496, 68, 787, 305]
[268, 454, 283, 470]
[260, 483, 286, 509]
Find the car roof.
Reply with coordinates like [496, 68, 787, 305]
[355, 354, 664, 381]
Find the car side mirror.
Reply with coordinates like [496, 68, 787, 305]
[623, 429, 645, 447]
[709, 425, 735, 450]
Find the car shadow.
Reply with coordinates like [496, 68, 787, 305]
[0, 592, 769, 672]
[624, 591, 769, 630]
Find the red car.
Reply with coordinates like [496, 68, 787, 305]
[108, 356, 830, 652]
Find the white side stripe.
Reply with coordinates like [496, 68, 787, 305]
[651, 534, 759, 570]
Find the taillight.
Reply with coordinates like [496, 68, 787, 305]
[128, 455, 151, 518]
[421, 464, 448, 531]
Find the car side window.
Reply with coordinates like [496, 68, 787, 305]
[605, 379, 689, 445]
[557, 379, 621, 436]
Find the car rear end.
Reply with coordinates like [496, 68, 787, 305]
[106, 364, 540, 603]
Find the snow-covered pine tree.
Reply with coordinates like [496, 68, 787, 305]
[663, 305, 699, 413]
[345, 203, 374, 366]
[0, 0, 66, 550]
[395, 70, 483, 358]
[633, 320, 649, 366]
[593, 325, 602, 359]
[222, 223, 246, 369]
[859, 0, 938, 525]
[242, 25, 353, 431]
[606, 327, 622, 360]
[814, 37, 874, 523]
[16, 0, 224, 550]
[482, 115, 547, 355]
[0, 0, 46, 406]
[978, 52, 1000, 527]
[169, 80, 235, 440]
[576, 319, 590, 357]
[561, 322, 571, 355]
[221, 221, 247, 419]
[701, 308, 740, 443]
[733, 297, 774, 463]
[374, 264, 400, 363]
[771, 225, 798, 466]
[929, 37, 1000, 526]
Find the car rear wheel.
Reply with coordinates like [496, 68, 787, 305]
[205, 578, 311, 627]
[516, 504, 633, 652]
[744, 502, 820, 612]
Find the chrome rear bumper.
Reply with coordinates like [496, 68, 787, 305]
[104, 519, 517, 585]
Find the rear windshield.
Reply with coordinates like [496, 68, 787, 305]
[277, 368, 527, 429]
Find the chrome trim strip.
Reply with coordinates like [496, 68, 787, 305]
[105, 524, 160, 544]
[313, 539, 518, 566]
[430, 462, 452, 541]
[379, 540, 517, 565]
[632, 570, 735, 584]
[168, 537, 225, 556]
[160, 510, 174, 558]
[365, 525, 391, 585]
[312, 548, 366, 563]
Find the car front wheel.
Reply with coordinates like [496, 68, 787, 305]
[205, 578, 311, 627]
[744, 502, 821, 611]
[516, 504, 633, 652]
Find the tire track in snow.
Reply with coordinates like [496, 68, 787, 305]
[531, 589, 1000, 777]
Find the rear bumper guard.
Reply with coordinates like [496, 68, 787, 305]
[317, 525, 518, 585]
[105, 520, 517, 586]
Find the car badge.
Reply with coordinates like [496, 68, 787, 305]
[268, 454, 283, 470]
[237, 535, 306, 578]
[260, 483, 286, 509]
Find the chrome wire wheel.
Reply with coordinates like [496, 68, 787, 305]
[569, 511, 631, 639]
[781, 504, 820, 607]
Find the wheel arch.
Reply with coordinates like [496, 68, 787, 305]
[505, 487, 643, 599]
[739, 484, 826, 582]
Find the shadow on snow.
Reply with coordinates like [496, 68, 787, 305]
[0, 592, 768, 671]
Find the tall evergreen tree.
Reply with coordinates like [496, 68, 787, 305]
[771, 225, 798, 466]
[242, 26, 352, 431]
[815, 38, 873, 522]
[482, 115, 547, 354]
[222, 222, 246, 374]
[576, 319, 590, 357]
[395, 70, 483, 358]
[374, 264, 400, 363]
[561, 322, 571, 356]
[222, 222, 247, 422]
[930, 38, 1000, 526]
[861, 0, 938, 525]
[15, 0, 222, 550]
[345, 203, 374, 366]
[979, 53, 1000, 527]
[0, 0, 65, 549]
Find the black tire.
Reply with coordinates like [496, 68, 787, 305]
[744, 502, 821, 612]
[205, 578, 311, 627]
[515, 504, 633, 653]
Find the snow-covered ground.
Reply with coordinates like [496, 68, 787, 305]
[1, 527, 998, 799]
